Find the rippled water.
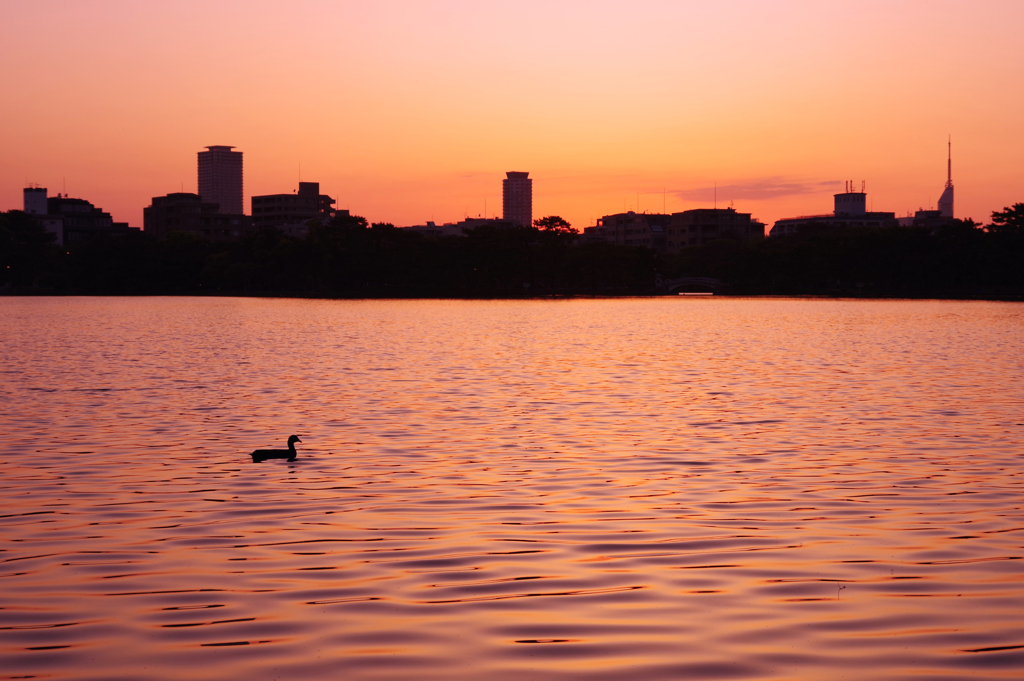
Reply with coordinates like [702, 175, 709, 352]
[2, 297, 1023, 680]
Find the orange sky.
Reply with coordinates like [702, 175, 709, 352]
[2, 0, 1022, 230]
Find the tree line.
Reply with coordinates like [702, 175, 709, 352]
[2, 205, 1022, 299]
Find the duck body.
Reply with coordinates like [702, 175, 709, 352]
[252, 435, 301, 463]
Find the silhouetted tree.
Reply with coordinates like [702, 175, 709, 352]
[989, 204, 1024, 234]
[534, 215, 577, 235]
[0, 210, 61, 288]
[953, 218, 983, 231]
[329, 212, 370, 231]
[7, 201, 1024, 299]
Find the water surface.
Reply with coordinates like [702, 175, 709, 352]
[2, 297, 1023, 680]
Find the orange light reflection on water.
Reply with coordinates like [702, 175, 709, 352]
[0, 297, 1022, 679]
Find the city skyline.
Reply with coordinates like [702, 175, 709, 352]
[2, 1, 1022, 231]
[8, 141, 972, 236]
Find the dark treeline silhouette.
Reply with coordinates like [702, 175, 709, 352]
[2, 208, 1022, 299]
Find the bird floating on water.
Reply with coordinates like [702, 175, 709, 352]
[251, 435, 301, 463]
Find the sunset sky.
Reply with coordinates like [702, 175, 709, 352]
[2, 0, 1022, 231]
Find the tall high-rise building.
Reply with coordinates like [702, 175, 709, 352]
[198, 145, 243, 214]
[502, 171, 532, 228]
[937, 138, 954, 218]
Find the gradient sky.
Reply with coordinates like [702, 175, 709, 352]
[2, 0, 1022, 230]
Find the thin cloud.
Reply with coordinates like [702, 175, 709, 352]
[674, 178, 842, 202]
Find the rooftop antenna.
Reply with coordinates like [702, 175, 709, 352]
[714, 182, 717, 209]
[861, 180, 865, 193]
[663, 187, 666, 213]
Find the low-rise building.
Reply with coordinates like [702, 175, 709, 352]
[667, 208, 765, 249]
[895, 209, 957, 231]
[23, 187, 136, 244]
[770, 185, 897, 237]
[251, 182, 336, 231]
[143, 193, 251, 241]
[585, 208, 763, 251]
[402, 217, 515, 237]
[402, 220, 468, 237]
[585, 212, 672, 249]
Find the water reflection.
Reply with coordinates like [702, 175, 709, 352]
[1, 297, 1023, 679]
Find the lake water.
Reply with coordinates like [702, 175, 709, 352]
[2, 297, 1023, 680]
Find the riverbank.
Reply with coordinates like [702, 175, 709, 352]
[4, 210, 1023, 300]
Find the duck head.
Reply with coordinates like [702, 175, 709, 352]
[288, 435, 302, 445]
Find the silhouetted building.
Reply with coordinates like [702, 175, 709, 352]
[585, 208, 763, 252]
[458, 217, 516, 232]
[897, 209, 952, 231]
[668, 208, 765, 249]
[586, 212, 672, 249]
[22, 186, 64, 245]
[25, 188, 136, 243]
[402, 221, 462, 237]
[502, 171, 532, 228]
[402, 216, 513, 237]
[251, 182, 337, 235]
[144, 193, 251, 241]
[198, 145, 243, 215]
[23, 186, 47, 215]
[770, 183, 897, 237]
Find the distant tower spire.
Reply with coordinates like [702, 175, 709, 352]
[946, 135, 952, 188]
[937, 136, 954, 218]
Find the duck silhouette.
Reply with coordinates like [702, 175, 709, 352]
[251, 435, 301, 463]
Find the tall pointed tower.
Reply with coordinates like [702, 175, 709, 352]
[937, 137, 954, 218]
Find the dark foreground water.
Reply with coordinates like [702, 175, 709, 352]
[1, 297, 1023, 680]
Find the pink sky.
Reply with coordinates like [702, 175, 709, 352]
[2, 0, 1022, 230]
